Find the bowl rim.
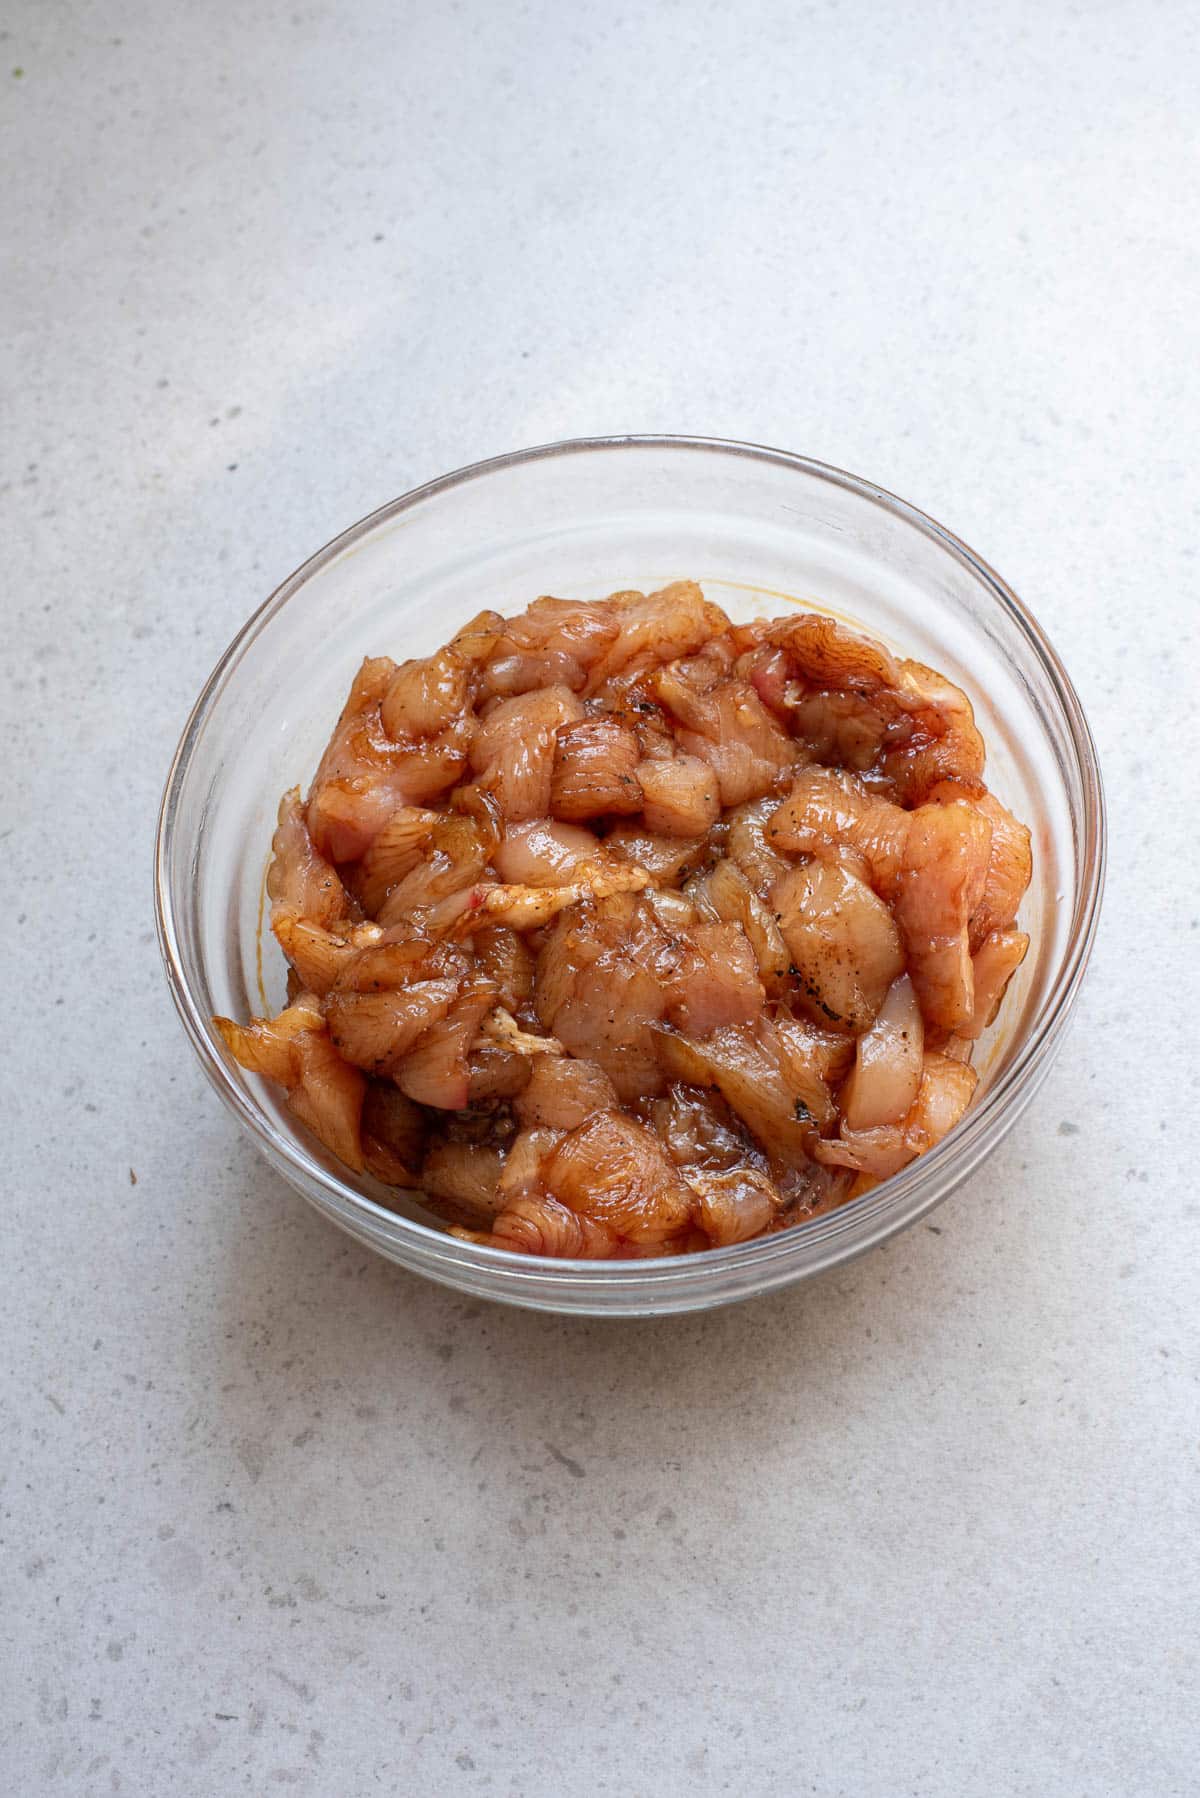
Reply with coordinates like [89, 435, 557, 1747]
[155, 432, 1106, 1289]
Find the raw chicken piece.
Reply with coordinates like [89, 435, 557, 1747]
[643, 889, 700, 933]
[420, 1140, 506, 1222]
[543, 898, 763, 1071]
[321, 935, 469, 1071]
[470, 925, 536, 1013]
[686, 1166, 784, 1247]
[781, 690, 898, 774]
[603, 823, 713, 885]
[326, 979, 461, 1074]
[268, 788, 353, 927]
[306, 655, 472, 861]
[214, 993, 324, 1082]
[724, 795, 793, 890]
[535, 897, 670, 1101]
[771, 1013, 847, 1131]
[893, 800, 992, 1034]
[652, 1021, 824, 1171]
[765, 611, 902, 693]
[483, 595, 620, 697]
[550, 717, 643, 820]
[272, 917, 383, 997]
[766, 766, 910, 895]
[654, 662, 796, 808]
[839, 974, 924, 1130]
[516, 1055, 620, 1130]
[355, 806, 440, 915]
[380, 610, 503, 741]
[394, 980, 499, 1110]
[215, 998, 365, 1172]
[495, 1126, 563, 1203]
[546, 1110, 695, 1244]
[905, 1052, 978, 1153]
[361, 1082, 426, 1186]
[662, 921, 765, 1036]
[476, 1193, 621, 1258]
[464, 1042, 533, 1103]
[470, 685, 584, 821]
[685, 857, 791, 994]
[285, 1029, 367, 1172]
[492, 818, 599, 885]
[636, 754, 722, 837]
[739, 616, 911, 773]
[737, 640, 793, 718]
[962, 929, 1029, 1038]
[814, 1050, 977, 1176]
[328, 936, 469, 992]
[882, 660, 987, 804]
[583, 582, 730, 694]
[374, 811, 492, 926]
[811, 1124, 916, 1179]
[967, 792, 1033, 948]
[771, 858, 905, 1032]
[650, 1084, 756, 1173]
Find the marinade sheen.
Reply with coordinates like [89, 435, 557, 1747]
[215, 583, 1032, 1257]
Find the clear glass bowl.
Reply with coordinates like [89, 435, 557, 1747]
[155, 436, 1105, 1315]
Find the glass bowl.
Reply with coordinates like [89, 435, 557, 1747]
[155, 436, 1105, 1315]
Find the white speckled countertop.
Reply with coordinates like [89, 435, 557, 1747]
[4, 3, 1197, 1792]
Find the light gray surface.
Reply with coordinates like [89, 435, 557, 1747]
[3, 2, 1197, 1792]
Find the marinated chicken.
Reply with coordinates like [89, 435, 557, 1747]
[215, 584, 1032, 1257]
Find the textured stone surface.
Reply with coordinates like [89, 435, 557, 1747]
[3, 2, 1197, 1792]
